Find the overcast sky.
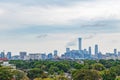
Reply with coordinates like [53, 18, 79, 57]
[0, 0, 120, 55]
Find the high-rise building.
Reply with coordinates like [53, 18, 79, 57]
[114, 49, 117, 56]
[66, 48, 70, 53]
[19, 52, 27, 60]
[118, 52, 120, 56]
[41, 54, 46, 60]
[54, 50, 58, 57]
[47, 53, 53, 59]
[89, 46, 92, 57]
[95, 44, 98, 55]
[6, 52, 12, 60]
[1, 52, 5, 58]
[0, 53, 1, 58]
[78, 38, 82, 50]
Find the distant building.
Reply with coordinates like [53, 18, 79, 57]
[12, 55, 20, 60]
[6, 52, 12, 60]
[114, 49, 117, 56]
[88, 46, 92, 58]
[47, 53, 53, 59]
[78, 38, 82, 50]
[41, 54, 46, 60]
[1, 61, 16, 69]
[54, 50, 58, 57]
[19, 52, 27, 60]
[95, 44, 99, 56]
[29, 53, 40, 60]
[66, 48, 70, 53]
[1, 52, 5, 58]
[118, 52, 120, 56]
[0, 58, 8, 62]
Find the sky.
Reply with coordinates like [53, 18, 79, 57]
[0, 0, 120, 55]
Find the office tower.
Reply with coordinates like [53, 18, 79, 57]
[66, 48, 70, 53]
[54, 50, 58, 57]
[118, 52, 120, 56]
[89, 46, 92, 56]
[89, 46, 92, 54]
[95, 44, 98, 55]
[114, 49, 117, 56]
[19, 52, 27, 60]
[41, 54, 46, 60]
[78, 38, 82, 50]
[7, 52, 12, 60]
[1, 52, 5, 58]
[0, 53, 1, 58]
[47, 53, 53, 59]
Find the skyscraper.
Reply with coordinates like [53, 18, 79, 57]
[114, 49, 117, 56]
[54, 50, 58, 57]
[66, 48, 70, 53]
[95, 44, 98, 55]
[7, 52, 12, 60]
[19, 52, 27, 60]
[89, 46, 92, 55]
[1, 52, 5, 58]
[78, 38, 82, 50]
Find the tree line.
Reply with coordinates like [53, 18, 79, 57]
[0, 59, 120, 80]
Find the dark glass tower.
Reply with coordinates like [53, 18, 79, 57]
[78, 38, 82, 50]
[95, 44, 98, 55]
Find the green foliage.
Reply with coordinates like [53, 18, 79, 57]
[12, 70, 29, 80]
[101, 70, 116, 80]
[72, 69, 101, 80]
[9, 59, 120, 80]
[91, 63, 105, 71]
[116, 76, 120, 80]
[27, 68, 44, 80]
[0, 66, 13, 80]
[110, 65, 120, 76]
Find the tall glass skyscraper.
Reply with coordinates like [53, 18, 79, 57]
[78, 38, 82, 50]
[89, 46, 92, 55]
[95, 44, 98, 55]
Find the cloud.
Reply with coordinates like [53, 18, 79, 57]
[66, 39, 77, 47]
[37, 34, 48, 39]
[0, 0, 93, 6]
[0, 0, 120, 32]
[84, 34, 96, 40]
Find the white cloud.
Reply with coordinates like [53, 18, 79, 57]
[0, 0, 120, 30]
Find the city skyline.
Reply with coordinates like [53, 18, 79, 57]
[0, 0, 120, 55]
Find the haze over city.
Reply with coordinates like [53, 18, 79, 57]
[0, 0, 120, 55]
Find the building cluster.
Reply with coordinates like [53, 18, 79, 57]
[0, 37, 120, 61]
[61, 38, 120, 60]
[0, 50, 59, 61]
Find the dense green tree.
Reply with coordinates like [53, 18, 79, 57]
[91, 63, 105, 71]
[110, 65, 120, 76]
[101, 70, 116, 80]
[12, 70, 29, 80]
[27, 68, 44, 80]
[0, 67, 13, 80]
[48, 66, 59, 75]
[72, 69, 101, 80]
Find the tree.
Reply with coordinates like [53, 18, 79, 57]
[0, 67, 13, 80]
[91, 63, 105, 71]
[110, 65, 120, 76]
[72, 69, 101, 80]
[101, 70, 116, 80]
[12, 70, 29, 80]
[27, 68, 44, 80]
[48, 66, 59, 75]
